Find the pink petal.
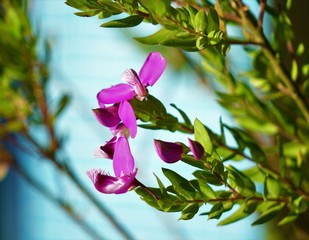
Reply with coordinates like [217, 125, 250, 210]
[92, 106, 120, 128]
[139, 52, 166, 87]
[113, 137, 135, 177]
[153, 139, 183, 163]
[188, 138, 204, 160]
[118, 100, 137, 138]
[97, 84, 135, 104]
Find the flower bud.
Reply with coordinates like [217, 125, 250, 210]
[188, 138, 204, 160]
[153, 139, 183, 163]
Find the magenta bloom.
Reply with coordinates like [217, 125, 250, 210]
[93, 100, 137, 138]
[88, 137, 138, 194]
[93, 104, 120, 128]
[153, 139, 184, 163]
[95, 123, 131, 160]
[97, 52, 166, 104]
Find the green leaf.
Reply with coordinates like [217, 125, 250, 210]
[160, 31, 197, 50]
[97, 0, 123, 14]
[194, 9, 208, 33]
[170, 7, 191, 29]
[296, 43, 305, 56]
[181, 155, 205, 169]
[193, 170, 223, 186]
[264, 175, 281, 198]
[66, 0, 98, 12]
[216, 146, 244, 162]
[291, 59, 298, 81]
[227, 165, 256, 196]
[138, 0, 171, 22]
[130, 94, 167, 121]
[101, 15, 143, 28]
[75, 9, 102, 17]
[207, 202, 224, 219]
[135, 187, 160, 209]
[224, 125, 266, 163]
[218, 200, 258, 225]
[206, 202, 233, 220]
[194, 118, 213, 155]
[242, 166, 265, 183]
[290, 196, 308, 214]
[207, 30, 223, 45]
[213, 39, 230, 56]
[162, 168, 196, 200]
[302, 64, 309, 77]
[206, 7, 219, 32]
[196, 36, 208, 50]
[54, 94, 70, 118]
[179, 203, 199, 220]
[170, 103, 192, 126]
[144, 95, 166, 114]
[278, 214, 298, 226]
[252, 204, 284, 225]
[154, 173, 168, 197]
[134, 28, 172, 45]
[155, 116, 179, 132]
[186, 5, 198, 27]
[197, 179, 216, 200]
[135, 28, 197, 51]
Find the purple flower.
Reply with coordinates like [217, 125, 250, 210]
[97, 52, 166, 104]
[93, 104, 120, 128]
[187, 138, 204, 160]
[95, 123, 130, 160]
[153, 139, 184, 163]
[93, 100, 137, 138]
[154, 138, 205, 163]
[88, 136, 138, 194]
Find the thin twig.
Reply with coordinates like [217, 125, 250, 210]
[258, 0, 267, 28]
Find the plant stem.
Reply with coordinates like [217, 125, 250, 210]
[257, 0, 267, 28]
